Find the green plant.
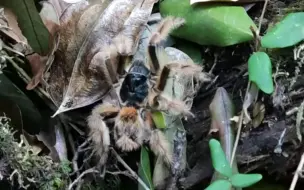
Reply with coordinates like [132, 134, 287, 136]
[205, 139, 262, 190]
[248, 12, 304, 95]
[0, 117, 71, 189]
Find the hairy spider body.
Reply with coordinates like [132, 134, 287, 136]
[87, 16, 212, 167]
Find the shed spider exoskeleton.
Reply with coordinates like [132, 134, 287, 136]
[88, 16, 211, 166]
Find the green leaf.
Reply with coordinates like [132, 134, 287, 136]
[138, 146, 154, 190]
[174, 39, 202, 63]
[151, 111, 166, 129]
[231, 173, 262, 188]
[209, 139, 233, 177]
[261, 12, 304, 48]
[248, 52, 274, 94]
[159, 0, 257, 47]
[0, 74, 43, 134]
[205, 180, 232, 190]
[1, 0, 50, 55]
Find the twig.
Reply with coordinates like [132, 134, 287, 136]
[230, 80, 250, 166]
[106, 170, 133, 178]
[68, 167, 99, 190]
[4, 55, 51, 99]
[71, 140, 90, 176]
[289, 153, 304, 190]
[111, 149, 150, 190]
[257, 0, 269, 34]
[230, 0, 269, 166]
[209, 53, 218, 74]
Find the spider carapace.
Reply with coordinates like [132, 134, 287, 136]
[119, 60, 150, 107]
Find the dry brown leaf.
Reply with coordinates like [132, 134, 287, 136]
[26, 53, 48, 90]
[25, 0, 61, 90]
[26, 19, 59, 90]
[49, 0, 157, 116]
[252, 101, 265, 128]
[243, 82, 259, 123]
[39, 1, 60, 25]
[0, 8, 27, 44]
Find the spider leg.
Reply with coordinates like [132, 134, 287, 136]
[87, 103, 120, 166]
[142, 110, 173, 166]
[112, 0, 158, 56]
[149, 129, 173, 166]
[148, 90, 194, 117]
[148, 16, 185, 74]
[114, 107, 145, 151]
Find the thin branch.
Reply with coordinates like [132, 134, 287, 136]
[106, 170, 133, 178]
[111, 149, 150, 190]
[257, 0, 269, 35]
[230, 80, 250, 166]
[289, 153, 304, 190]
[71, 140, 90, 176]
[68, 168, 99, 190]
[230, 0, 269, 167]
[4, 55, 51, 99]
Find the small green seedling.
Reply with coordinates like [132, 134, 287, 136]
[248, 52, 273, 94]
[205, 139, 262, 190]
[248, 12, 304, 95]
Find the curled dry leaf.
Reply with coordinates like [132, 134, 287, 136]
[26, 53, 48, 90]
[0, 8, 27, 45]
[0, 0, 50, 55]
[209, 87, 236, 165]
[39, 1, 60, 25]
[252, 101, 265, 128]
[26, 20, 60, 90]
[50, 0, 156, 116]
[243, 82, 259, 123]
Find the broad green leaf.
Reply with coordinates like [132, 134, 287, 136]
[209, 139, 233, 177]
[138, 146, 154, 190]
[0, 0, 50, 55]
[261, 12, 304, 48]
[152, 111, 166, 129]
[174, 39, 202, 63]
[159, 0, 257, 47]
[0, 74, 43, 134]
[191, 0, 264, 4]
[248, 52, 274, 94]
[231, 173, 262, 188]
[205, 180, 232, 190]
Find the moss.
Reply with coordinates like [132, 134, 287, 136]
[0, 117, 71, 189]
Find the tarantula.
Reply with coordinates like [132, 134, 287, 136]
[87, 16, 211, 166]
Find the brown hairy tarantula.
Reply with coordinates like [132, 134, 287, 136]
[87, 16, 211, 166]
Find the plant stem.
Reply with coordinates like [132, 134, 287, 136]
[258, 0, 269, 34]
[230, 0, 269, 167]
[112, 149, 150, 190]
[68, 167, 99, 190]
[289, 153, 304, 190]
[230, 80, 250, 166]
